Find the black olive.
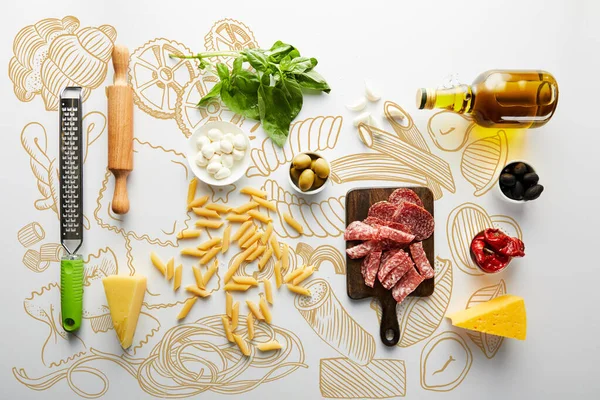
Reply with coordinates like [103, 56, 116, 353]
[500, 173, 516, 187]
[503, 167, 512, 174]
[501, 184, 513, 199]
[513, 162, 528, 176]
[522, 172, 539, 186]
[524, 184, 544, 200]
[512, 181, 525, 200]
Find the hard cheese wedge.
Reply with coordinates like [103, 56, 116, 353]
[102, 275, 147, 348]
[447, 294, 526, 340]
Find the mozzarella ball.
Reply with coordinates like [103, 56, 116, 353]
[207, 128, 223, 141]
[201, 143, 215, 159]
[196, 135, 210, 150]
[221, 154, 234, 168]
[211, 154, 222, 164]
[223, 133, 235, 142]
[195, 153, 208, 167]
[220, 139, 233, 154]
[232, 149, 245, 161]
[207, 161, 222, 175]
[233, 134, 247, 150]
[215, 167, 232, 180]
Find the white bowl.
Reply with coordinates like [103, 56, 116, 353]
[186, 121, 251, 186]
[288, 152, 330, 195]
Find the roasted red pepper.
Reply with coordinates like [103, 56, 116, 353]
[470, 229, 525, 273]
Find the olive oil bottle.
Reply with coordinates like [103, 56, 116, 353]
[417, 70, 558, 129]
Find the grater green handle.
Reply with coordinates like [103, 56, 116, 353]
[61, 257, 84, 332]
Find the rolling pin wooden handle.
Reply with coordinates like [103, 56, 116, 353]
[112, 44, 129, 86]
[112, 170, 130, 214]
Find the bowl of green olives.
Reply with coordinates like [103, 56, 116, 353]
[497, 160, 544, 203]
[289, 152, 331, 194]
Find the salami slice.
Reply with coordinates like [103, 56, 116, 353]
[377, 225, 415, 245]
[392, 266, 425, 303]
[409, 242, 434, 279]
[361, 250, 382, 288]
[364, 217, 412, 234]
[388, 188, 423, 207]
[393, 202, 434, 241]
[377, 249, 413, 286]
[380, 249, 401, 266]
[367, 201, 400, 222]
[344, 221, 378, 241]
[381, 261, 413, 290]
[346, 240, 381, 259]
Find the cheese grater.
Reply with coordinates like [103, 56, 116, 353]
[59, 87, 84, 332]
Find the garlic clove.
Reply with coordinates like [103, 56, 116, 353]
[345, 97, 368, 112]
[214, 167, 232, 180]
[207, 128, 223, 141]
[365, 81, 381, 102]
[207, 161, 222, 175]
[232, 149, 245, 161]
[221, 154, 234, 168]
[387, 107, 406, 122]
[196, 135, 210, 150]
[195, 153, 208, 167]
[353, 112, 371, 127]
[368, 115, 383, 133]
[233, 134, 247, 150]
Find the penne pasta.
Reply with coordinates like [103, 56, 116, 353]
[258, 247, 273, 270]
[270, 235, 282, 259]
[240, 187, 267, 198]
[177, 297, 197, 320]
[186, 285, 211, 297]
[263, 279, 273, 304]
[233, 276, 259, 286]
[205, 203, 232, 213]
[246, 300, 264, 320]
[150, 252, 166, 276]
[222, 225, 231, 253]
[232, 220, 253, 241]
[233, 201, 259, 214]
[224, 283, 252, 292]
[204, 259, 218, 286]
[261, 223, 273, 244]
[224, 246, 257, 283]
[283, 212, 304, 234]
[259, 296, 272, 324]
[241, 231, 262, 249]
[181, 248, 207, 258]
[286, 284, 311, 296]
[192, 265, 205, 289]
[176, 229, 202, 239]
[274, 260, 283, 288]
[192, 207, 221, 219]
[293, 265, 315, 286]
[166, 258, 174, 281]
[187, 178, 198, 207]
[247, 209, 273, 224]
[199, 246, 221, 265]
[195, 219, 224, 229]
[231, 301, 240, 330]
[247, 312, 255, 340]
[282, 243, 290, 271]
[233, 333, 250, 356]
[237, 225, 257, 247]
[187, 195, 209, 210]
[252, 195, 277, 211]
[226, 291, 233, 318]
[198, 237, 222, 251]
[173, 264, 182, 290]
[221, 315, 234, 342]
[246, 245, 266, 262]
[256, 340, 282, 351]
[226, 213, 251, 222]
[284, 268, 304, 283]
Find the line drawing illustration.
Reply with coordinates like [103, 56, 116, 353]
[22, 249, 50, 272]
[204, 19, 259, 67]
[420, 331, 472, 392]
[17, 222, 45, 247]
[460, 130, 508, 197]
[427, 110, 475, 152]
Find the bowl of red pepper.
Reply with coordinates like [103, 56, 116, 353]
[470, 228, 525, 273]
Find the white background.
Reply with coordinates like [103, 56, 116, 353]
[1, 0, 600, 399]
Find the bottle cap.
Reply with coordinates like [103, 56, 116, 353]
[416, 88, 436, 109]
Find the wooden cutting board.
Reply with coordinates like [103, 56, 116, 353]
[346, 186, 434, 347]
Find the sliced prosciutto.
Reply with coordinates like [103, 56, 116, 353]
[344, 221, 378, 241]
[392, 266, 425, 303]
[392, 202, 434, 241]
[409, 242, 434, 279]
[346, 240, 381, 259]
[377, 249, 413, 286]
[388, 188, 424, 207]
[361, 250, 382, 288]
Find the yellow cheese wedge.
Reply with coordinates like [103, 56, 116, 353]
[447, 294, 526, 340]
[102, 275, 147, 348]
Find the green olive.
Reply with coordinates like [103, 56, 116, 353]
[290, 167, 302, 183]
[312, 174, 326, 189]
[292, 153, 312, 170]
[312, 158, 330, 179]
[298, 169, 315, 192]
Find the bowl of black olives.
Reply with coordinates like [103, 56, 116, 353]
[498, 161, 544, 202]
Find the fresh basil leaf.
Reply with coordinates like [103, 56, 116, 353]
[216, 63, 229, 81]
[233, 69, 260, 94]
[288, 49, 301, 59]
[308, 57, 318, 70]
[267, 41, 296, 63]
[281, 57, 313, 74]
[198, 82, 222, 106]
[280, 77, 303, 120]
[243, 49, 270, 72]
[257, 83, 293, 147]
[295, 70, 331, 93]
[232, 56, 244, 75]
[221, 84, 260, 120]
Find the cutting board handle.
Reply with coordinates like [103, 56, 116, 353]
[379, 299, 400, 346]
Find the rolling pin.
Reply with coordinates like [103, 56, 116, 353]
[107, 44, 134, 214]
